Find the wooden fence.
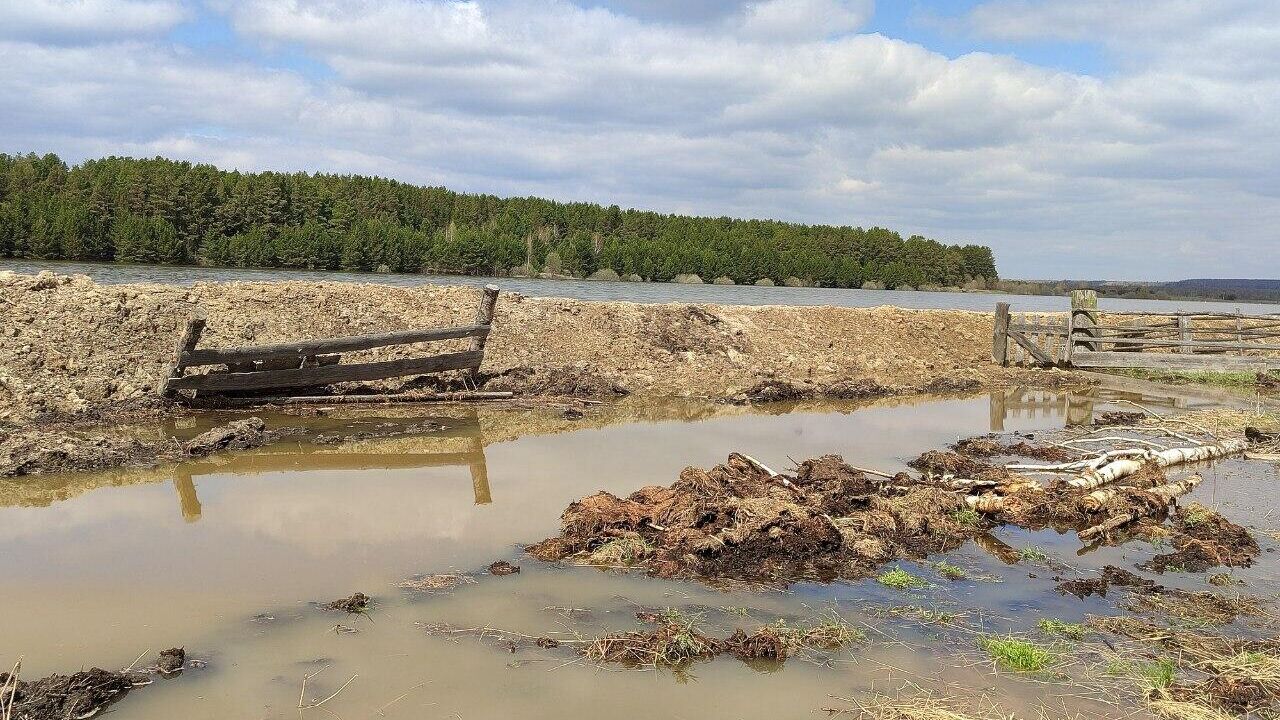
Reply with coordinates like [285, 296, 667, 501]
[161, 285, 500, 398]
[993, 290, 1280, 372]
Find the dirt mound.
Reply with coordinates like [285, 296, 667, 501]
[731, 378, 894, 404]
[527, 452, 977, 583]
[951, 435, 1076, 462]
[0, 272, 1037, 427]
[480, 365, 628, 398]
[0, 429, 160, 477]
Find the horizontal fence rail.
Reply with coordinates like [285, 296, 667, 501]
[993, 291, 1280, 372]
[161, 285, 500, 398]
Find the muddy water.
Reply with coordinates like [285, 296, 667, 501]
[2, 387, 1272, 719]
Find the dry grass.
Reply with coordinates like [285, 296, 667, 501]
[1149, 699, 1233, 720]
[585, 535, 653, 566]
[397, 573, 476, 592]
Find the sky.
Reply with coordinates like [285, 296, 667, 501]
[1, 0, 1277, 280]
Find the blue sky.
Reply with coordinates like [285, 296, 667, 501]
[1, 0, 1277, 280]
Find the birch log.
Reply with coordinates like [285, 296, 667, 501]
[1077, 474, 1202, 541]
[1066, 439, 1248, 490]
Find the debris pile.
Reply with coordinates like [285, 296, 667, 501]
[0, 649, 189, 720]
[527, 452, 979, 583]
[325, 592, 371, 613]
[529, 425, 1263, 584]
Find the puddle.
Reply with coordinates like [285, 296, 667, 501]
[2, 385, 1272, 719]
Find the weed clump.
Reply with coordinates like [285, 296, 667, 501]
[978, 635, 1054, 672]
[586, 534, 653, 566]
[878, 568, 927, 590]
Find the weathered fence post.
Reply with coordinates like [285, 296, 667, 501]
[470, 285, 500, 355]
[1070, 290, 1099, 355]
[161, 313, 206, 398]
[1178, 316, 1193, 355]
[992, 302, 1011, 365]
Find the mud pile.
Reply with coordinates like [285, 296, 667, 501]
[528, 446, 1260, 584]
[0, 649, 188, 720]
[0, 271, 1048, 426]
[527, 453, 979, 582]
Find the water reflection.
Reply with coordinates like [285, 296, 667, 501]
[168, 413, 493, 522]
[989, 386, 1191, 431]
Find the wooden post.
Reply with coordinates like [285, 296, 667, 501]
[470, 285, 500, 355]
[1070, 290, 1099, 356]
[160, 314, 206, 398]
[1178, 316, 1193, 354]
[992, 302, 1010, 365]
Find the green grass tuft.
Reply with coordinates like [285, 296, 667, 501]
[950, 508, 980, 526]
[933, 561, 966, 580]
[979, 635, 1055, 672]
[1017, 546, 1051, 564]
[877, 567, 928, 590]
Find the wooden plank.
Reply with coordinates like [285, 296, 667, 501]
[160, 315, 206, 398]
[167, 350, 485, 392]
[992, 302, 1010, 365]
[183, 325, 489, 366]
[1007, 322, 1071, 335]
[1096, 336, 1280, 352]
[1071, 351, 1280, 371]
[1007, 329, 1055, 365]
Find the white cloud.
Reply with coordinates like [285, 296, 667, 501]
[0, 0, 1277, 279]
[0, 0, 188, 44]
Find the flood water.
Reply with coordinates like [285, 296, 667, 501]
[6, 258, 1279, 315]
[3, 387, 1277, 719]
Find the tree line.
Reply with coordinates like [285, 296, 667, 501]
[0, 153, 998, 289]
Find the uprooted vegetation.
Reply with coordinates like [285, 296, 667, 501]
[527, 412, 1264, 584]
[1089, 616, 1280, 717]
[0, 649, 191, 720]
[419, 608, 865, 669]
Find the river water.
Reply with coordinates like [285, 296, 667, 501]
[5, 258, 1277, 315]
[4, 385, 1273, 719]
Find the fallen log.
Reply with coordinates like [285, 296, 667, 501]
[1077, 474, 1203, 541]
[1067, 440, 1248, 490]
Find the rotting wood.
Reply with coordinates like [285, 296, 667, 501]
[992, 302, 1010, 365]
[1071, 290, 1100, 353]
[160, 314, 206, 398]
[167, 351, 485, 393]
[183, 325, 489, 367]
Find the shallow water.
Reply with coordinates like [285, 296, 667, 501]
[6, 258, 1279, 315]
[2, 386, 1274, 719]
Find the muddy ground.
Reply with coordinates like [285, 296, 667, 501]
[0, 271, 1067, 429]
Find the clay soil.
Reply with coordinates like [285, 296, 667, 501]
[0, 271, 1063, 428]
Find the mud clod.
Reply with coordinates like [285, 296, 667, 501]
[326, 592, 371, 613]
[1096, 411, 1146, 426]
[183, 417, 288, 456]
[488, 560, 521, 576]
[1142, 503, 1259, 574]
[156, 647, 185, 675]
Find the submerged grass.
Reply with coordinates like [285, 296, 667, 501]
[933, 561, 966, 580]
[878, 568, 928, 590]
[978, 635, 1054, 672]
[1036, 618, 1087, 640]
